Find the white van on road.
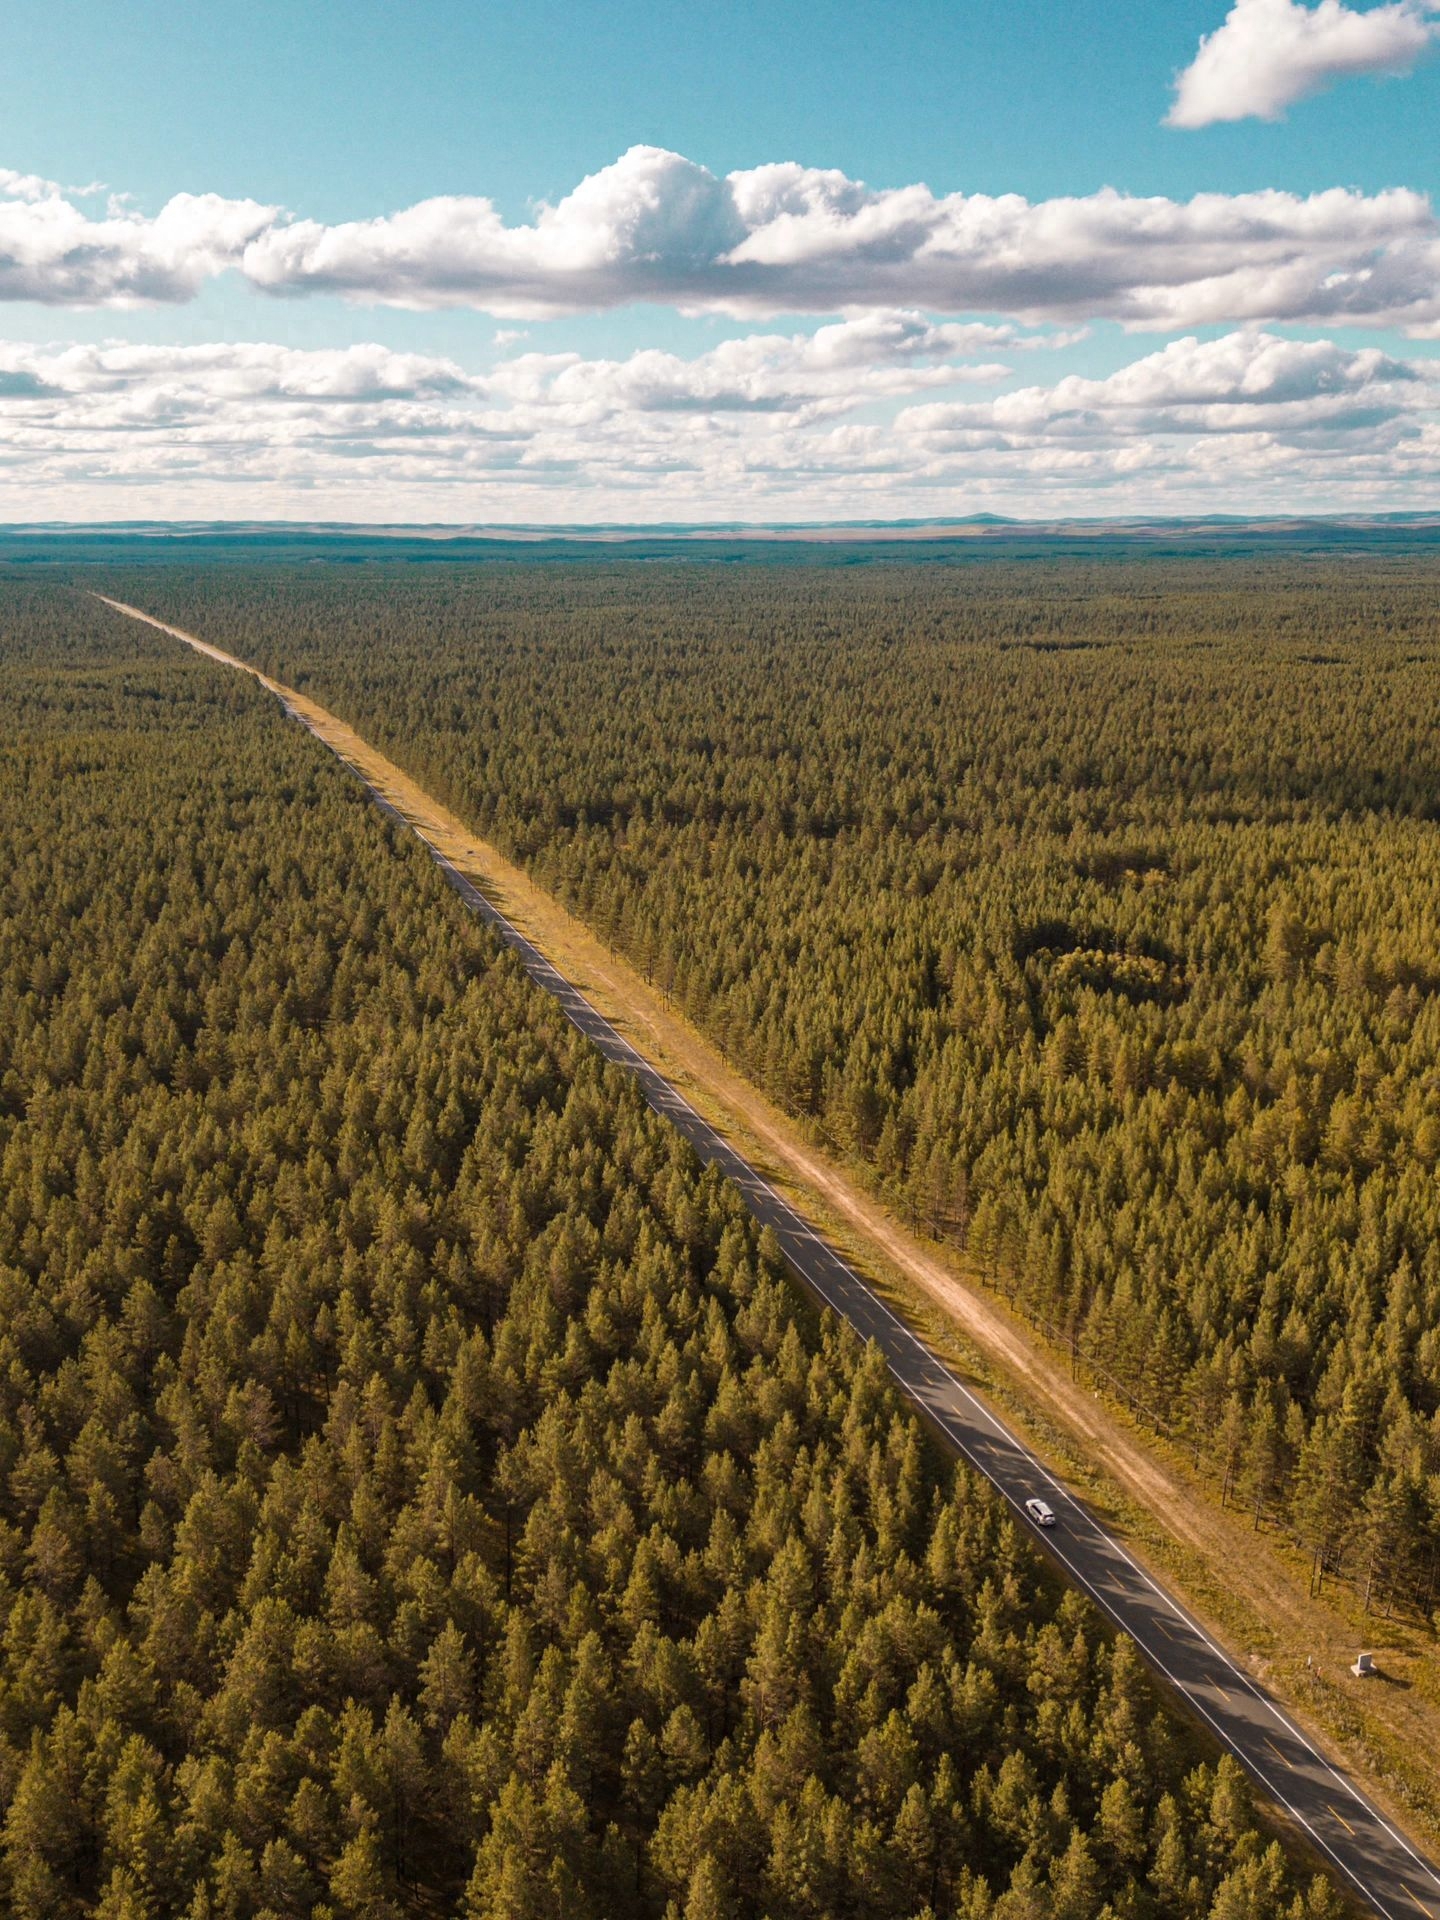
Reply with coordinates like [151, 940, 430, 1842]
[1025, 1497, 1057, 1527]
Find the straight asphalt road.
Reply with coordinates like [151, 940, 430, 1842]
[102, 593, 1440, 1920]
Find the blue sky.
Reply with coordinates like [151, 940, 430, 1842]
[3, 0, 1439, 519]
[14, 0, 1438, 211]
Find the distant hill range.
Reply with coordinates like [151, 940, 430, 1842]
[4, 512, 1439, 563]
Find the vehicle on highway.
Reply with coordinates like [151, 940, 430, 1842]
[1025, 1496, 1057, 1527]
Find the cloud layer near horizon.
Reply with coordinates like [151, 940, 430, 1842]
[5, 149, 1440, 332]
[0, 325, 1431, 519]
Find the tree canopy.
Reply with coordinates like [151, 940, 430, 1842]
[126, 556, 1440, 1611]
[0, 579, 1339, 1917]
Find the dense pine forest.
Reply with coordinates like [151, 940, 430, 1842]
[0, 580, 1338, 1917]
[123, 557, 1440, 1617]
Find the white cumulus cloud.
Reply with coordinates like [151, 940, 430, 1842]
[903, 331, 1420, 440]
[0, 326, 1432, 520]
[1169, 0, 1438, 128]
[493, 315, 1015, 420]
[0, 168, 68, 203]
[0, 175, 274, 305]
[2, 148, 1440, 332]
[241, 147, 748, 316]
[237, 148, 1440, 333]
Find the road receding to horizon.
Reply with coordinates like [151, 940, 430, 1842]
[96, 592, 1440, 1920]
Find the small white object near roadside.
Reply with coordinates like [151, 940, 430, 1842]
[1351, 1651, 1376, 1678]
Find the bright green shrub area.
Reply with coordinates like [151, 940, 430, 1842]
[124, 558, 1440, 1610]
[0, 584, 1332, 1918]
